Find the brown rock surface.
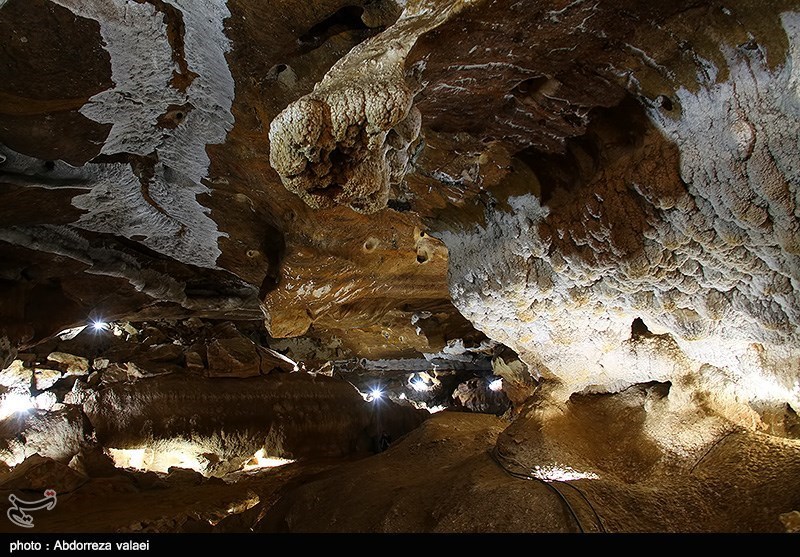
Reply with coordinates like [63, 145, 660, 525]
[0, 0, 798, 534]
[260, 405, 800, 532]
[82, 372, 427, 475]
[0, 453, 88, 493]
[255, 412, 578, 533]
[206, 337, 262, 378]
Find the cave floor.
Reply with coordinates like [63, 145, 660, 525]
[0, 459, 348, 533]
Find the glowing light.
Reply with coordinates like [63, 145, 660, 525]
[488, 378, 503, 392]
[426, 405, 446, 413]
[0, 392, 34, 419]
[531, 464, 599, 482]
[411, 378, 431, 392]
[262, 347, 298, 371]
[242, 448, 295, 471]
[91, 321, 108, 332]
[108, 448, 147, 470]
[106, 444, 204, 473]
[356, 386, 386, 402]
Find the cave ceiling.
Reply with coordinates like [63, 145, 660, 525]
[1, 0, 800, 534]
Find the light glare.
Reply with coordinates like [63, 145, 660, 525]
[0, 393, 34, 419]
[531, 464, 599, 482]
[243, 448, 295, 470]
[411, 379, 431, 392]
[489, 378, 503, 392]
[106, 445, 203, 473]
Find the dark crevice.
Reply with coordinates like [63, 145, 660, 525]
[511, 76, 550, 96]
[516, 95, 650, 206]
[655, 95, 673, 111]
[135, 0, 198, 92]
[329, 147, 348, 167]
[297, 6, 381, 55]
[299, 6, 367, 44]
[630, 317, 653, 339]
[258, 228, 286, 301]
[387, 199, 412, 212]
[111, 234, 173, 261]
[308, 184, 344, 200]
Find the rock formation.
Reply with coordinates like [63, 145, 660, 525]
[0, 0, 799, 534]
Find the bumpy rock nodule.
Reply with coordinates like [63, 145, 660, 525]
[268, 1, 476, 213]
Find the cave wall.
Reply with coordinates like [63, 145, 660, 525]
[1, 0, 800, 534]
[424, 3, 800, 429]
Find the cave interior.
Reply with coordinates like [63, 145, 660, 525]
[0, 0, 799, 534]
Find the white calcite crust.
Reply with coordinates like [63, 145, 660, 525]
[439, 13, 800, 426]
[50, 0, 235, 268]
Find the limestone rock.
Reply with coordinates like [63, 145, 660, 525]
[68, 447, 120, 479]
[268, 1, 475, 213]
[47, 352, 89, 376]
[185, 350, 205, 372]
[63, 378, 91, 405]
[82, 374, 379, 473]
[0, 0, 799, 535]
[143, 344, 184, 364]
[99, 363, 128, 386]
[0, 406, 88, 467]
[491, 351, 537, 409]
[34, 392, 58, 411]
[206, 337, 261, 378]
[452, 378, 510, 415]
[0, 359, 32, 389]
[165, 467, 205, 486]
[438, 12, 800, 422]
[255, 412, 577, 533]
[123, 343, 186, 376]
[780, 511, 800, 533]
[0, 454, 88, 493]
[34, 368, 62, 391]
[92, 358, 109, 371]
[0, 336, 17, 372]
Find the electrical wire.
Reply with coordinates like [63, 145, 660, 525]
[489, 447, 589, 533]
[552, 479, 607, 533]
[490, 446, 607, 532]
[689, 430, 739, 474]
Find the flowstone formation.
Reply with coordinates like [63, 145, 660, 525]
[268, 0, 475, 213]
[436, 8, 800, 431]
